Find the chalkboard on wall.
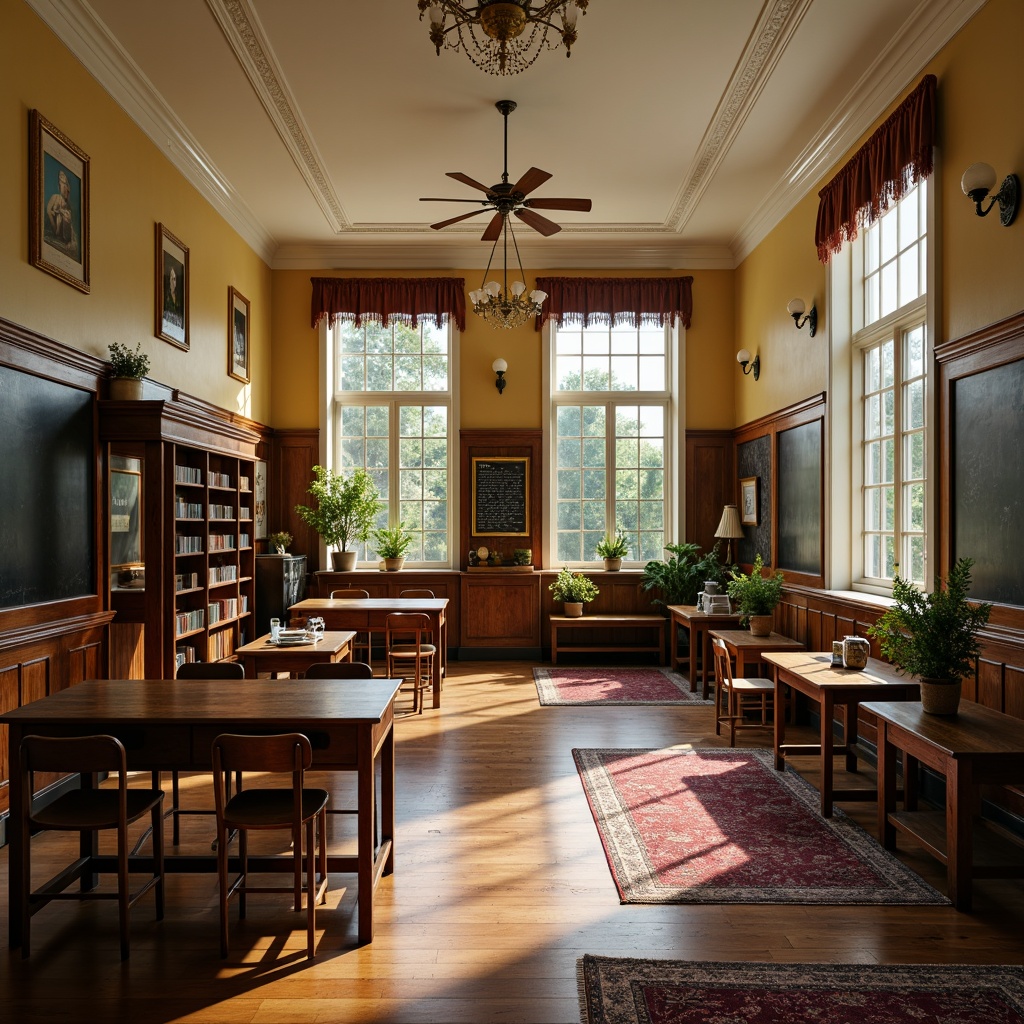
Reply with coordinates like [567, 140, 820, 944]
[777, 420, 822, 575]
[0, 365, 95, 608]
[472, 457, 529, 536]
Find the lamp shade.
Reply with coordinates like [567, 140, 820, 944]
[492, 357, 507, 373]
[787, 298, 805, 316]
[714, 504, 744, 540]
[961, 162, 996, 196]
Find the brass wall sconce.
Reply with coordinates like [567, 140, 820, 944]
[736, 349, 760, 381]
[787, 298, 817, 336]
[961, 162, 1018, 226]
[492, 357, 507, 394]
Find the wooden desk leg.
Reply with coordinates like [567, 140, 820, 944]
[877, 722, 897, 849]
[845, 700, 859, 773]
[670, 616, 680, 674]
[702, 629, 713, 701]
[382, 722, 395, 876]
[948, 759, 974, 911]
[431, 613, 442, 709]
[774, 670, 786, 771]
[688, 623, 698, 692]
[819, 692, 835, 817]
[357, 730, 376, 944]
[551, 623, 559, 665]
[904, 753, 919, 810]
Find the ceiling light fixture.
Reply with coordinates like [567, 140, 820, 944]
[469, 214, 547, 329]
[418, 1, 589, 76]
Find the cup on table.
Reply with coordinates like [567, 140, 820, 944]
[270, 617, 281, 642]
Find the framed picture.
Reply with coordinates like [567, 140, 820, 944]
[472, 457, 529, 536]
[254, 460, 268, 539]
[110, 466, 143, 569]
[228, 286, 250, 383]
[155, 223, 189, 349]
[740, 476, 760, 526]
[29, 110, 90, 293]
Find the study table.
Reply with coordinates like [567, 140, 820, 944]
[234, 629, 355, 677]
[762, 651, 920, 817]
[864, 699, 1024, 910]
[708, 629, 805, 679]
[290, 597, 449, 708]
[2, 677, 401, 947]
[666, 605, 742, 698]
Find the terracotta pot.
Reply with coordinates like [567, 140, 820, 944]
[748, 614, 773, 637]
[384, 556, 405, 572]
[919, 676, 962, 715]
[332, 549, 357, 571]
[563, 602, 584, 618]
[603, 557, 622, 572]
[109, 377, 144, 401]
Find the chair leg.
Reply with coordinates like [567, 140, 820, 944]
[217, 821, 230, 958]
[117, 818, 131, 960]
[293, 822, 303, 913]
[305, 816, 316, 958]
[20, 810, 32, 959]
[171, 771, 181, 846]
[151, 800, 165, 921]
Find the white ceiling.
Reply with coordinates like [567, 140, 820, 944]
[33, 0, 984, 269]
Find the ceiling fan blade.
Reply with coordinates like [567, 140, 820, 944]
[511, 166, 553, 196]
[523, 197, 593, 212]
[446, 171, 494, 194]
[481, 212, 505, 241]
[514, 208, 562, 236]
[430, 209, 491, 230]
[420, 197, 489, 204]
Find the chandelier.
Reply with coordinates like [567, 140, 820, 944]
[470, 214, 547, 329]
[418, 1, 589, 77]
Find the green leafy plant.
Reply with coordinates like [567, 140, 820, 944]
[108, 341, 150, 379]
[596, 530, 629, 560]
[294, 465, 383, 552]
[373, 523, 413, 559]
[640, 542, 728, 607]
[267, 530, 292, 552]
[726, 553, 784, 620]
[867, 557, 991, 681]
[548, 566, 600, 604]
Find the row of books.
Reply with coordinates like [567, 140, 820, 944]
[175, 571, 199, 592]
[176, 535, 204, 554]
[209, 564, 237, 584]
[175, 607, 205, 637]
[208, 534, 237, 551]
[174, 465, 202, 485]
[174, 499, 203, 519]
[174, 645, 197, 669]
[208, 503, 235, 520]
[207, 595, 249, 623]
[209, 470, 232, 488]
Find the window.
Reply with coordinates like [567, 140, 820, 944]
[549, 321, 673, 565]
[328, 318, 454, 565]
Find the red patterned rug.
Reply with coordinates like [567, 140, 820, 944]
[533, 668, 713, 706]
[573, 747, 947, 904]
[578, 957, 1024, 1024]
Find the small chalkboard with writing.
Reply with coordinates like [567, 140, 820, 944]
[472, 457, 529, 536]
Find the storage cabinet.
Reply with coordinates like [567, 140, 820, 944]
[255, 554, 307, 638]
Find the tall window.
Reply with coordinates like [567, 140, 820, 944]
[550, 321, 672, 564]
[329, 318, 453, 565]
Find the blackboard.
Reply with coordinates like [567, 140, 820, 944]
[953, 359, 1024, 605]
[472, 457, 529, 536]
[777, 420, 822, 575]
[0, 364, 95, 608]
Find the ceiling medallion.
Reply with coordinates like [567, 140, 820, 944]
[418, 1, 589, 76]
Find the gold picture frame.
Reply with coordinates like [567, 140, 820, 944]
[228, 286, 250, 383]
[155, 222, 189, 350]
[740, 476, 759, 526]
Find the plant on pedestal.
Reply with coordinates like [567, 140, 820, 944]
[549, 566, 599, 617]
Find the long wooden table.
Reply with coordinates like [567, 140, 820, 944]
[762, 651, 920, 817]
[234, 629, 355, 677]
[708, 629, 805, 680]
[666, 605, 742, 698]
[864, 699, 1024, 910]
[1, 677, 400, 947]
[549, 614, 665, 664]
[290, 597, 449, 708]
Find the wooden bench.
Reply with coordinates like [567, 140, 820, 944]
[549, 614, 666, 664]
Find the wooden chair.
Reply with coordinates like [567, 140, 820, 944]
[211, 733, 329, 959]
[330, 588, 373, 663]
[399, 588, 434, 598]
[385, 612, 436, 714]
[19, 734, 166, 960]
[712, 636, 775, 746]
[303, 661, 374, 679]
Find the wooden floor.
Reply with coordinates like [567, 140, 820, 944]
[5, 660, 1024, 1023]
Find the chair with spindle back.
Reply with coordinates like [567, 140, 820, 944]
[712, 636, 775, 746]
[385, 612, 436, 714]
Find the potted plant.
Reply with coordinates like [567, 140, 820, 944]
[867, 557, 991, 715]
[548, 566, 599, 617]
[726, 553, 784, 636]
[294, 465, 383, 571]
[267, 530, 292, 554]
[107, 341, 150, 400]
[373, 523, 413, 571]
[640, 542, 728, 609]
[595, 529, 629, 571]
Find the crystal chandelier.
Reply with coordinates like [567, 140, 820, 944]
[418, 1, 589, 77]
[469, 214, 547, 329]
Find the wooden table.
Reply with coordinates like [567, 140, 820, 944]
[234, 630, 355, 677]
[666, 605, 742, 698]
[290, 598, 449, 708]
[1, 677, 400, 947]
[864, 699, 1024, 910]
[708, 629, 805, 679]
[549, 614, 665, 664]
[762, 651, 920, 817]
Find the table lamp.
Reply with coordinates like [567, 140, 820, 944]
[714, 504, 745, 564]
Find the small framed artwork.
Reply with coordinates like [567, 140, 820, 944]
[29, 109, 90, 293]
[155, 223, 189, 349]
[740, 476, 760, 526]
[228, 286, 250, 383]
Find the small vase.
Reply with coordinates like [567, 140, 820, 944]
[109, 377, 144, 401]
[748, 614, 773, 637]
[384, 556, 405, 572]
[603, 557, 622, 571]
[919, 676, 962, 715]
[563, 602, 584, 618]
[332, 550, 357, 572]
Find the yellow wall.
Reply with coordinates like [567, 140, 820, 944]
[1, 0, 272, 420]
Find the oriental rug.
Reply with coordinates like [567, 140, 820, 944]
[572, 747, 947, 905]
[577, 956, 1024, 1024]
[533, 667, 713, 706]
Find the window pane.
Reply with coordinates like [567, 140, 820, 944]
[557, 356, 583, 391]
[904, 379, 924, 430]
[899, 245, 919, 307]
[557, 469, 580, 499]
[881, 261, 898, 318]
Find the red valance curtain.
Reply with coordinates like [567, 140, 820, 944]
[815, 74, 936, 264]
[310, 277, 466, 332]
[533, 276, 693, 330]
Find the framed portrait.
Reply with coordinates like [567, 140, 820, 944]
[155, 223, 189, 349]
[740, 476, 760, 526]
[228, 286, 250, 383]
[29, 110, 90, 293]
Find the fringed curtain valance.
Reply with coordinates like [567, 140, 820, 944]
[533, 276, 693, 330]
[815, 74, 936, 264]
[311, 277, 466, 332]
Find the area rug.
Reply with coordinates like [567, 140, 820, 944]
[573, 747, 947, 905]
[533, 667, 713, 706]
[577, 956, 1024, 1024]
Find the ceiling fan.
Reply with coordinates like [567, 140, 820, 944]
[420, 99, 592, 240]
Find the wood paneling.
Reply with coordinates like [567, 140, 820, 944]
[684, 430, 732, 553]
[460, 573, 540, 647]
[272, 429, 320, 572]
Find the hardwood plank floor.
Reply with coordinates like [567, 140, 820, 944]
[4, 660, 1024, 1023]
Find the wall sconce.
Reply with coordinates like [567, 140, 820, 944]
[736, 349, 760, 381]
[492, 357, 507, 395]
[787, 298, 817, 337]
[961, 162, 1018, 226]
[714, 504, 745, 564]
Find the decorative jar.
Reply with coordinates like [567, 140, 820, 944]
[842, 635, 869, 670]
